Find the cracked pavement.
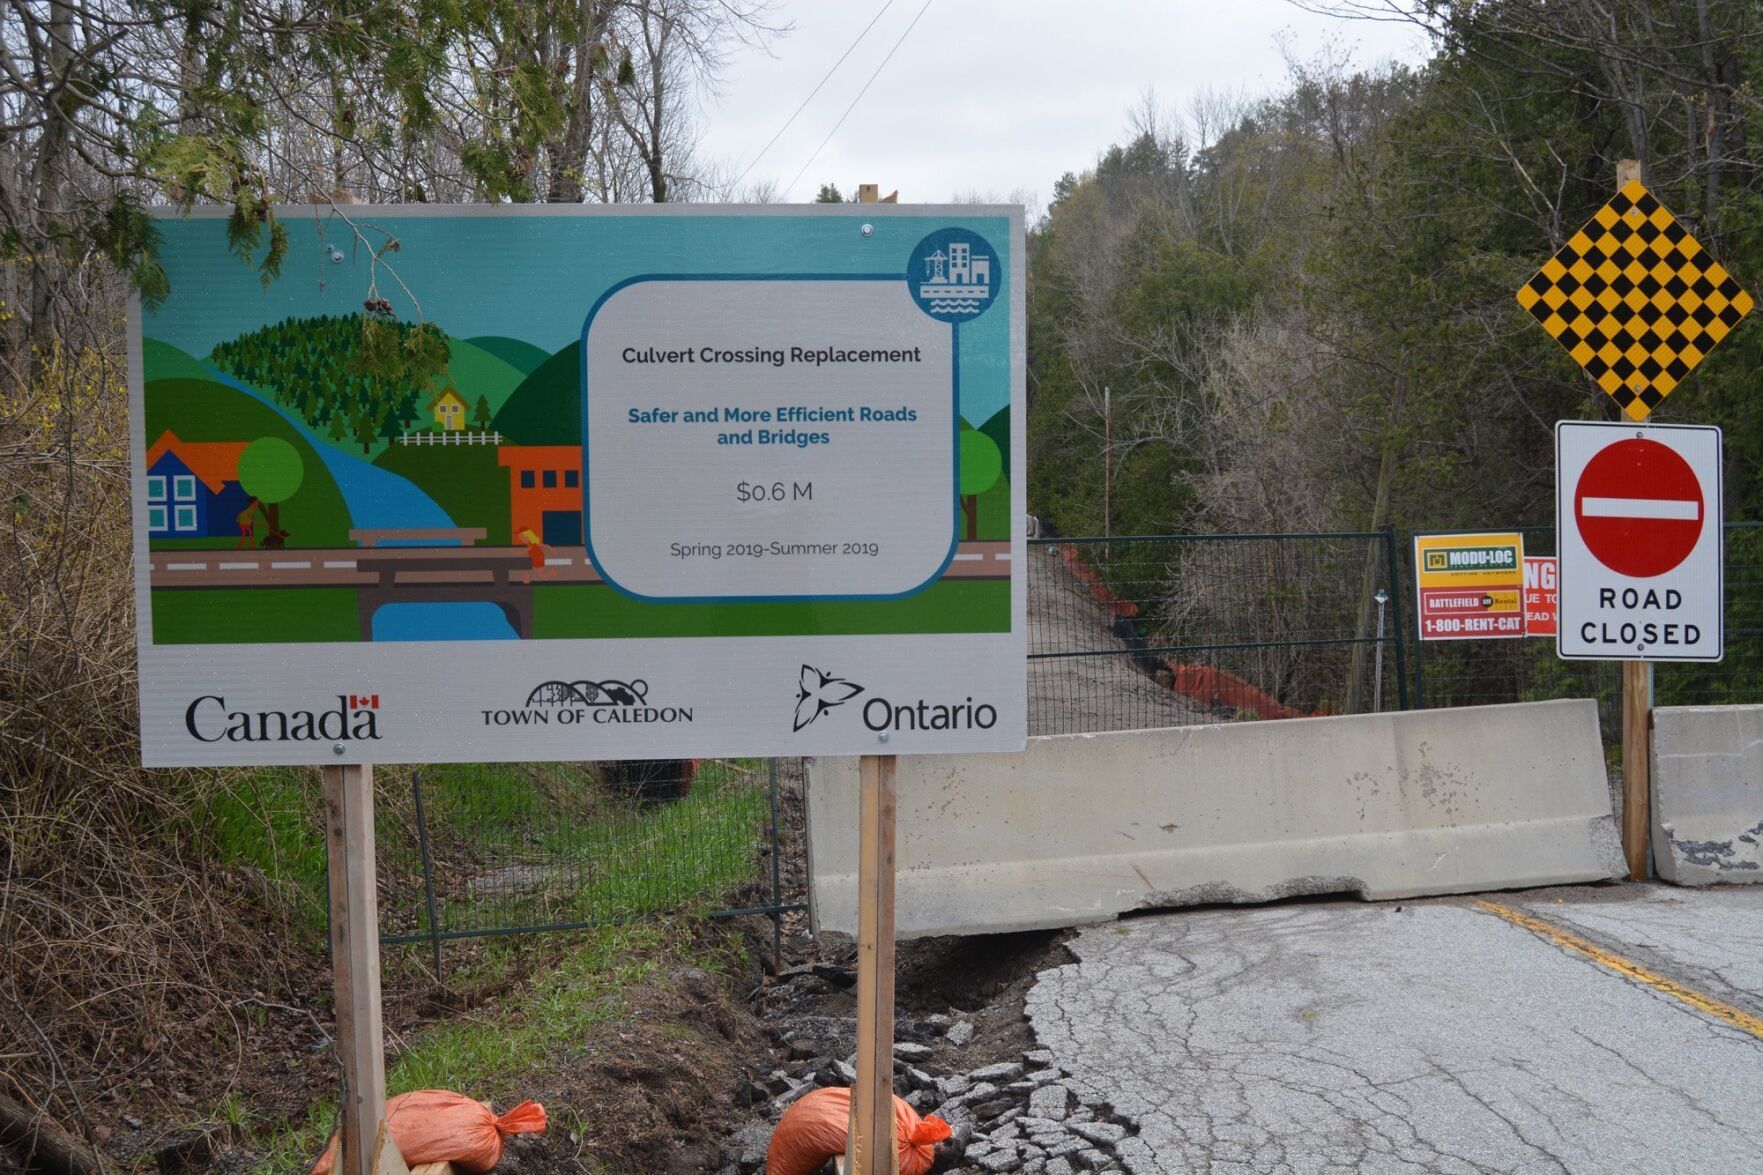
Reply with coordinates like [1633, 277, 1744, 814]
[1023, 885, 1763, 1173]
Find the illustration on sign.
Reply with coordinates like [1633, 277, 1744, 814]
[1556, 421, 1722, 662]
[1516, 181, 1752, 420]
[131, 206, 1027, 765]
[1413, 532, 1527, 641]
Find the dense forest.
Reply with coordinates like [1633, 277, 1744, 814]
[211, 314, 448, 449]
[1027, 5, 1763, 544]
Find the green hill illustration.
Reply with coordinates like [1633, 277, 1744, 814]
[492, 340, 582, 445]
[466, 335, 550, 376]
[141, 337, 214, 383]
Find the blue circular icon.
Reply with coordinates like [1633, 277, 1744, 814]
[907, 229, 1000, 322]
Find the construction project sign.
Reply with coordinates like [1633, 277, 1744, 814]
[130, 206, 1027, 765]
[1414, 532, 1526, 641]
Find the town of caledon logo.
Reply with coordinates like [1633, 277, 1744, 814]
[481, 678, 692, 727]
[793, 665, 998, 733]
[186, 692, 382, 743]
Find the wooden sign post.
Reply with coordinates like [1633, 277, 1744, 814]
[846, 753, 900, 1175]
[324, 763, 387, 1175]
[1612, 159, 1653, 881]
[845, 181, 902, 1175]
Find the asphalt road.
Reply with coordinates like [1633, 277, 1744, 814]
[1024, 883, 1763, 1173]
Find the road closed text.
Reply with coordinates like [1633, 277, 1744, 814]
[1576, 587, 1702, 650]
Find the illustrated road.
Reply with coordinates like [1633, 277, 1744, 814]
[1024, 883, 1763, 1173]
[147, 539, 1013, 589]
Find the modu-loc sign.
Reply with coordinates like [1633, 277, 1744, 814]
[1556, 420, 1723, 661]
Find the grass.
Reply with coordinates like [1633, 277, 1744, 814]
[201, 759, 771, 946]
[203, 767, 331, 931]
[151, 587, 361, 643]
[247, 919, 704, 1175]
[388, 761, 770, 936]
[207, 758, 769, 1173]
[533, 578, 1011, 638]
[390, 920, 673, 1088]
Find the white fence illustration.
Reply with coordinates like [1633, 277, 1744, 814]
[399, 430, 504, 446]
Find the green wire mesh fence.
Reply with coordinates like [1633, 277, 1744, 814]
[245, 523, 1755, 962]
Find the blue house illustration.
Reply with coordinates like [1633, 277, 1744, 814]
[145, 430, 252, 540]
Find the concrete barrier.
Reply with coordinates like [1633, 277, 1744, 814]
[1652, 704, 1763, 886]
[808, 700, 1623, 938]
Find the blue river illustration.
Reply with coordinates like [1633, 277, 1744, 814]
[205, 366, 520, 641]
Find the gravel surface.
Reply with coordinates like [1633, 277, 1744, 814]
[1026, 546, 1206, 736]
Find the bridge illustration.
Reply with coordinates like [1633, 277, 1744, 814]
[147, 529, 1010, 639]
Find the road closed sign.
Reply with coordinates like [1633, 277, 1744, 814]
[1556, 421, 1722, 662]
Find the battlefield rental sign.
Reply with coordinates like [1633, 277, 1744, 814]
[130, 206, 1026, 766]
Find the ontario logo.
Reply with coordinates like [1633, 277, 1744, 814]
[794, 665, 864, 731]
[185, 693, 382, 743]
[792, 665, 997, 733]
[482, 678, 693, 726]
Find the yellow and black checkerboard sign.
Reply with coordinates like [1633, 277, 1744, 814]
[1516, 180, 1752, 420]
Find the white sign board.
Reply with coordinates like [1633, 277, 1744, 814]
[1556, 420, 1722, 662]
[131, 206, 1027, 765]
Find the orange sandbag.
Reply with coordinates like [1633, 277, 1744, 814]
[312, 1091, 547, 1175]
[766, 1086, 951, 1175]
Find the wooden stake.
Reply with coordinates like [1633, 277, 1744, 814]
[848, 180, 900, 1175]
[1622, 661, 1652, 879]
[325, 763, 387, 1175]
[846, 754, 899, 1175]
[1615, 159, 1651, 880]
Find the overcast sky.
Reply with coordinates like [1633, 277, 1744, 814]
[698, 0, 1431, 209]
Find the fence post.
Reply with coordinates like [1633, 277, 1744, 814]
[1381, 527, 1412, 710]
[768, 758, 784, 974]
[410, 772, 444, 982]
[1380, 528, 1410, 710]
[1396, 528, 1425, 708]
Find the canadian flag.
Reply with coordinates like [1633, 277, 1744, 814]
[349, 694, 380, 710]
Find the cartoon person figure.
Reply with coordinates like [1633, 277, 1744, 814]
[236, 498, 263, 548]
[517, 527, 552, 584]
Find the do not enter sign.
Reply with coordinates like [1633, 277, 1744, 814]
[1574, 439, 1703, 578]
[1557, 421, 1722, 662]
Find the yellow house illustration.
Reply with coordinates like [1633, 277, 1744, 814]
[432, 387, 468, 431]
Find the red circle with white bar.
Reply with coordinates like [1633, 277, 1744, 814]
[1573, 438, 1704, 578]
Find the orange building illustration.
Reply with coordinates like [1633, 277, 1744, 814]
[498, 446, 583, 545]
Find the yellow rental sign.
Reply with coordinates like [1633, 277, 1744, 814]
[1414, 532, 1526, 641]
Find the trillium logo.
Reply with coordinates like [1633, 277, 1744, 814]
[794, 665, 863, 731]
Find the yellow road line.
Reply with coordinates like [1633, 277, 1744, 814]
[1475, 900, 1763, 1041]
